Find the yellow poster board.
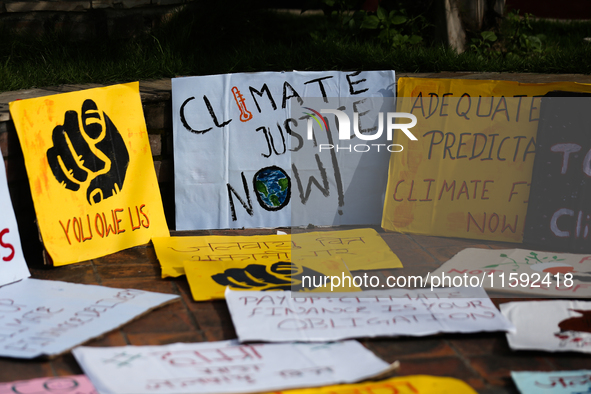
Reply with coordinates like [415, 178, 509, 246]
[268, 375, 477, 394]
[153, 234, 291, 278]
[382, 77, 591, 242]
[9, 82, 169, 265]
[292, 228, 402, 270]
[153, 228, 401, 278]
[184, 257, 360, 301]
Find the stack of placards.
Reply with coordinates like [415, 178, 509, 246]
[152, 228, 403, 301]
[0, 372, 480, 394]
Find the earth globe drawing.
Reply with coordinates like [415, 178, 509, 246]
[253, 166, 291, 211]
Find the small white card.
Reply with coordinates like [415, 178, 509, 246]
[73, 339, 390, 394]
[512, 370, 591, 393]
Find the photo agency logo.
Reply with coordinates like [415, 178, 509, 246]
[301, 100, 418, 153]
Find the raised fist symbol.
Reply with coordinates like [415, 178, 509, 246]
[46, 99, 130, 204]
[211, 261, 330, 291]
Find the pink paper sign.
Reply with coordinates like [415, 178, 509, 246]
[0, 375, 96, 394]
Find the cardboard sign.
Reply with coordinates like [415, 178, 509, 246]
[0, 158, 30, 286]
[153, 229, 401, 278]
[73, 339, 391, 394]
[524, 93, 591, 252]
[9, 82, 169, 266]
[185, 258, 360, 301]
[512, 370, 591, 394]
[0, 278, 178, 358]
[172, 71, 396, 230]
[225, 287, 515, 343]
[382, 78, 591, 243]
[427, 248, 591, 297]
[0, 375, 96, 394]
[272, 376, 477, 394]
[501, 300, 591, 353]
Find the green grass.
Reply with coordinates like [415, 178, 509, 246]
[1, 3, 591, 92]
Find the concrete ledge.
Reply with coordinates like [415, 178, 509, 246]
[5, 0, 89, 12]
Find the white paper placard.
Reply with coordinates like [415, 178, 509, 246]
[427, 248, 591, 297]
[512, 370, 591, 393]
[0, 278, 178, 358]
[172, 70, 396, 230]
[501, 300, 591, 353]
[225, 287, 515, 343]
[72, 339, 390, 394]
[0, 158, 30, 286]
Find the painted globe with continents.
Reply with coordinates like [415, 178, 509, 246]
[253, 166, 291, 211]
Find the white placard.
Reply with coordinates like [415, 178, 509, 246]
[172, 70, 396, 230]
[225, 287, 515, 343]
[0, 278, 178, 358]
[427, 248, 591, 297]
[72, 339, 390, 394]
[501, 300, 591, 353]
[0, 158, 30, 286]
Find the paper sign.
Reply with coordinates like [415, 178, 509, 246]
[9, 82, 169, 266]
[185, 258, 359, 301]
[0, 375, 96, 394]
[291, 229, 402, 271]
[72, 339, 390, 394]
[382, 77, 591, 242]
[153, 228, 402, 278]
[0, 278, 178, 358]
[153, 233, 292, 278]
[501, 300, 591, 353]
[512, 370, 591, 393]
[524, 93, 591, 252]
[272, 375, 477, 394]
[0, 158, 30, 286]
[225, 287, 515, 343]
[172, 71, 396, 230]
[427, 248, 591, 297]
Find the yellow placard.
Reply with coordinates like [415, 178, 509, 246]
[267, 375, 477, 394]
[184, 257, 360, 301]
[9, 82, 169, 265]
[382, 77, 591, 242]
[292, 228, 402, 270]
[153, 228, 401, 278]
[153, 234, 291, 278]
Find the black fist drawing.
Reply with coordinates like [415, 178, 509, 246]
[46, 99, 130, 205]
[211, 261, 329, 291]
